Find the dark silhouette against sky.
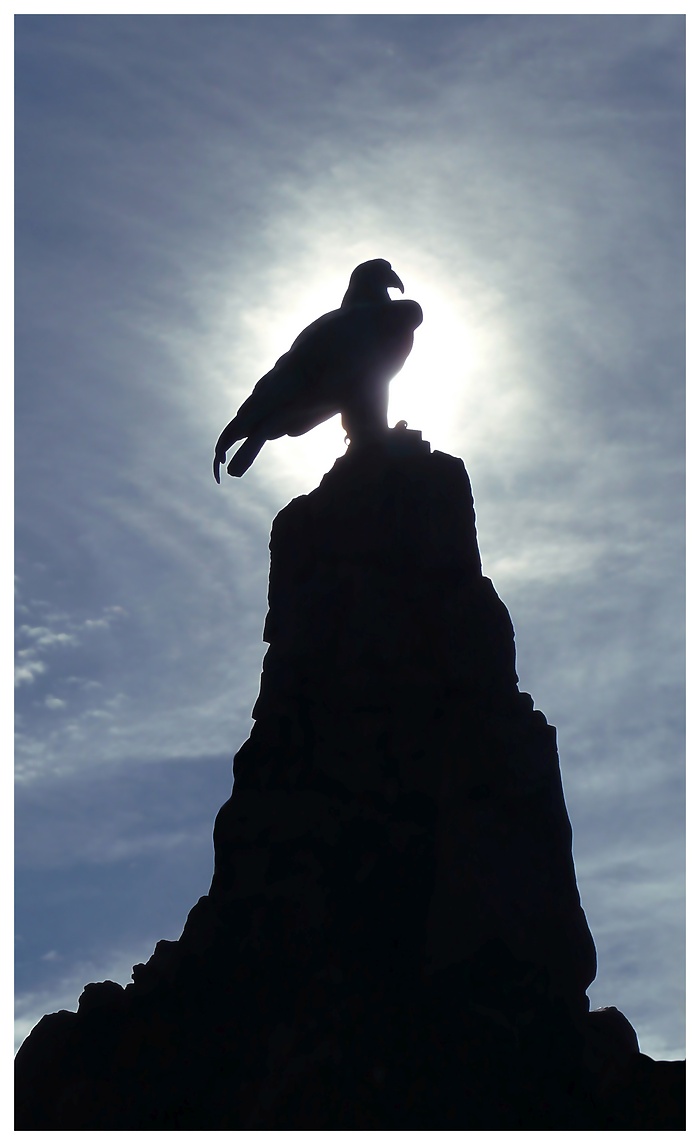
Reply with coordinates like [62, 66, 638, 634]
[14, 17, 683, 1070]
[15, 424, 683, 1128]
[213, 259, 423, 480]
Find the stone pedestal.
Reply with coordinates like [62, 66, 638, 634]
[211, 428, 596, 1013]
[15, 428, 683, 1130]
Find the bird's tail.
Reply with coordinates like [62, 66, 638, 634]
[226, 434, 266, 478]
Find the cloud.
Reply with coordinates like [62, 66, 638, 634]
[18, 625, 78, 647]
[15, 659, 47, 687]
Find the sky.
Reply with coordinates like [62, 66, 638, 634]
[14, 13, 685, 1061]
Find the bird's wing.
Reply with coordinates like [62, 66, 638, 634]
[247, 303, 424, 431]
[286, 307, 341, 353]
[218, 310, 354, 442]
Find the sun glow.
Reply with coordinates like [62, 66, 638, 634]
[387, 281, 478, 452]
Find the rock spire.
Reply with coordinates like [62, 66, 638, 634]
[15, 428, 684, 1129]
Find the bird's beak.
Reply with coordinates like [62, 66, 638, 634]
[388, 270, 404, 294]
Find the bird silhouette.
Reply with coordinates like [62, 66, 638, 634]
[213, 259, 423, 481]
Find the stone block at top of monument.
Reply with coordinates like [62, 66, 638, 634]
[371, 420, 430, 455]
[285, 423, 483, 577]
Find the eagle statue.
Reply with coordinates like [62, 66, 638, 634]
[213, 259, 423, 481]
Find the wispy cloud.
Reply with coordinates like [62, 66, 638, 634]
[44, 696, 67, 711]
[14, 658, 47, 687]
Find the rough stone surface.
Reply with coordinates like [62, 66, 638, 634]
[14, 429, 684, 1129]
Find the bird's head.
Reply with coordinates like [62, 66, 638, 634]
[341, 259, 405, 308]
